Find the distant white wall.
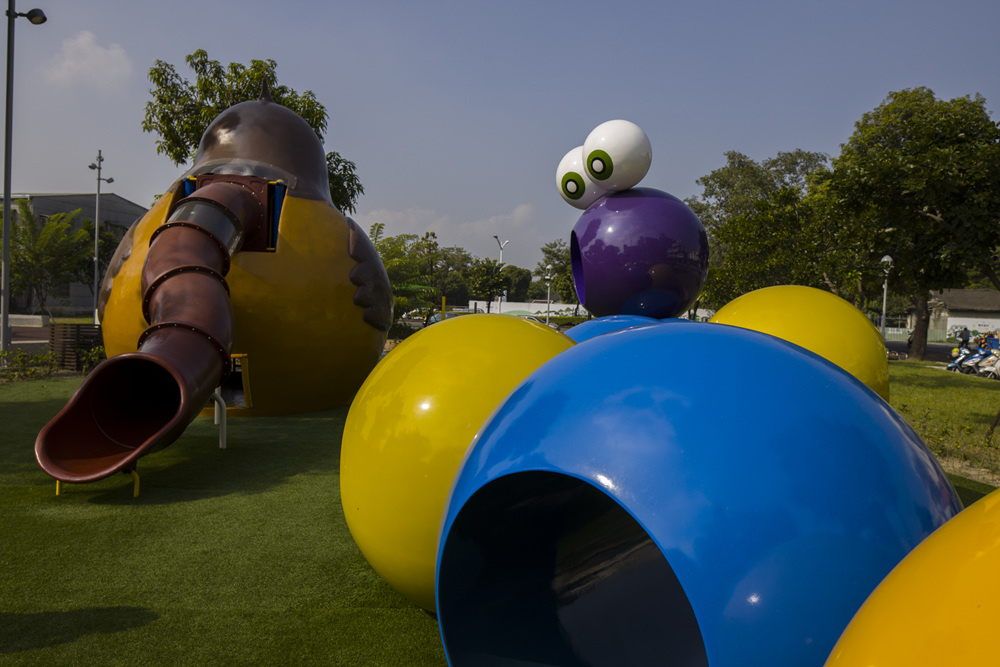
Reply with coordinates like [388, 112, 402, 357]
[468, 300, 586, 316]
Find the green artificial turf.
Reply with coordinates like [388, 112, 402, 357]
[4, 364, 999, 665]
[0, 377, 446, 665]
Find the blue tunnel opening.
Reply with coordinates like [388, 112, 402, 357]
[438, 471, 708, 666]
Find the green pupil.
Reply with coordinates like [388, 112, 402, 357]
[561, 172, 585, 200]
[587, 149, 613, 181]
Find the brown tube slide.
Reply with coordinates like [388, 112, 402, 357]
[34, 179, 264, 484]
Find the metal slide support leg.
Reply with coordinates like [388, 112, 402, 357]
[211, 390, 227, 449]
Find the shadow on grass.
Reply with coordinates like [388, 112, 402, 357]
[0, 607, 159, 653]
[948, 474, 997, 507]
[76, 408, 350, 505]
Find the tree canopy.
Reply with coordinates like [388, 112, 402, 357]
[534, 238, 577, 304]
[685, 150, 829, 309]
[823, 87, 1000, 358]
[686, 88, 1000, 360]
[143, 50, 364, 213]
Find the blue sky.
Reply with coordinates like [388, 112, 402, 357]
[5, 0, 999, 270]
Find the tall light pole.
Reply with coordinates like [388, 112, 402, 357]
[492, 234, 509, 265]
[544, 263, 553, 325]
[880, 255, 893, 340]
[1, 1, 46, 353]
[88, 150, 113, 324]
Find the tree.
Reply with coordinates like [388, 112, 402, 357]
[706, 187, 820, 307]
[7, 201, 90, 316]
[468, 258, 506, 312]
[368, 223, 432, 324]
[501, 265, 533, 302]
[412, 232, 473, 308]
[534, 239, 577, 304]
[686, 150, 829, 310]
[823, 88, 1000, 359]
[143, 50, 364, 213]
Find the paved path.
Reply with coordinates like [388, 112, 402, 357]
[885, 340, 953, 363]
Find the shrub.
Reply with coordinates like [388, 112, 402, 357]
[80, 345, 106, 374]
[0, 349, 58, 382]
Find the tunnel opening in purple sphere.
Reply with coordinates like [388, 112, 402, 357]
[437, 471, 708, 666]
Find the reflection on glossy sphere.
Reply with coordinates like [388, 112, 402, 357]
[710, 285, 890, 401]
[566, 314, 663, 342]
[825, 488, 999, 665]
[436, 322, 960, 666]
[340, 315, 574, 612]
[571, 188, 708, 319]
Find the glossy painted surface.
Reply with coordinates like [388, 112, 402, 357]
[825, 488, 1000, 665]
[571, 188, 708, 319]
[341, 315, 574, 612]
[556, 145, 608, 210]
[581, 120, 652, 192]
[102, 193, 386, 414]
[711, 285, 890, 401]
[436, 322, 961, 667]
[565, 314, 662, 342]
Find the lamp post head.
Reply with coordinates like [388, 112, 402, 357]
[106, 177, 114, 184]
[88, 163, 97, 170]
[881, 255, 893, 275]
[25, 8, 46, 24]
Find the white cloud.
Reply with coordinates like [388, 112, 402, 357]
[39, 31, 132, 90]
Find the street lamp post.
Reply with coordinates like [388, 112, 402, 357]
[492, 234, 509, 265]
[1, 1, 46, 353]
[880, 255, 893, 340]
[88, 150, 113, 324]
[544, 264, 553, 325]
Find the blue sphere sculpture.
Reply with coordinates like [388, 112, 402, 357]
[565, 314, 663, 343]
[435, 322, 960, 667]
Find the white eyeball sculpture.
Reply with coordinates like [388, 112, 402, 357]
[557, 120, 708, 319]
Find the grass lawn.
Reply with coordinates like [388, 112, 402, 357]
[0, 377, 446, 665]
[2, 361, 997, 664]
[889, 359, 1000, 483]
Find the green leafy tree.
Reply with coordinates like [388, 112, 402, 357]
[413, 231, 472, 309]
[501, 265, 533, 302]
[686, 149, 829, 310]
[534, 239, 577, 304]
[707, 187, 820, 307]
[368, 223, 432, 324]
[143, 49, 364, 213]
[468, 258, 507, 312]
[7, 201, 90, 316]
[822, 87, 1000, 359]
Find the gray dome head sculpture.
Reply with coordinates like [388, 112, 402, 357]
[188, 84, 331, 203]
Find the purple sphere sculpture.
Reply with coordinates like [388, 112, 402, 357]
[571, 188, 709, 319]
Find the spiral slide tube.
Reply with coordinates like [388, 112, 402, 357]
[35, 180, 264, 484]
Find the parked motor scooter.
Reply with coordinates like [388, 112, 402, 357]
[947, 345, 974, 372]
[960, 345, 992, 374]
[978, 351, 1000, 380]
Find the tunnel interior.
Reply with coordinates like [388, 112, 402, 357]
[438, 471, 708, 667]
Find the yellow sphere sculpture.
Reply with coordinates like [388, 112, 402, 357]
[341, 315, 574, 611]
[711, 285, 890, 401]
[825, 489, 1000, 665]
